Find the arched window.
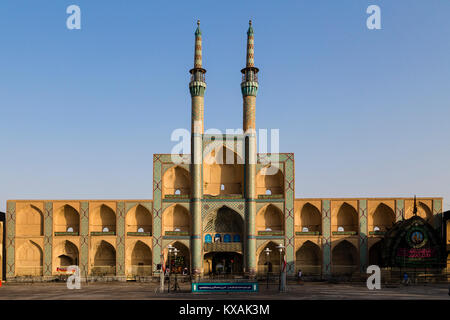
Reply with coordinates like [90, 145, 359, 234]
[337, 226, 344, 232]
[103, 227, 109, 233]
[67, 227, 74, 232]
[302, 227, 309, 232]
[137, 227, 144, 233]
[265, 189, 272, 195]
[233, 234, 241, 242]
[214, 234, 221, 243]
[205, 234, 212, 243]
[223, 234, 231, 243]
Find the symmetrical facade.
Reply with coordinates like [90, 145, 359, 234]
[3, 22, 448, 281]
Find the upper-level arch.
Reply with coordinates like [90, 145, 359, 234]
[203, 146, 244, 196]
[256, 204, 284, 233]
[54, 204, 80, 233]
[126, 204, 152, 234]
[90, 204, 116, 233]
[162, 204, 190, 234]
[163, 166, 191, 196]
[16, 205, 43, 237]
[333, 202, 358, 233]
[369, 203, 395, 232]
[296, 203, 321, 233]
[256, 166, 284, 196]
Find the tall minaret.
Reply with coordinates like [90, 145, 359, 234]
[189, 20, 206, 279]
[241, 20, 259, 276]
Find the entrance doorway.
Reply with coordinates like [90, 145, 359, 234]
[204, 252, 243, 276]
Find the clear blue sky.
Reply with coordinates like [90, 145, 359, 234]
[1, 0, 449, 212]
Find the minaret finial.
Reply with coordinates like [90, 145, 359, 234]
[193, 20, 202, 69]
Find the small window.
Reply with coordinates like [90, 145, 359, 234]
[302, 227, 309, 232]
[337, 226, 344, 232]
[373, 226, 380, 232]
[265, 227, 272, 232]
[67, 227, 74, 232]
[174, 228, 181, 232]
[138, 227, 144, 233]
[102, 227, 109, 232]
[265, 189, 272, 195]
[220, 184, 225, 191]
[175, 189, 181, 195]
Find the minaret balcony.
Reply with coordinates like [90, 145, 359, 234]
[241, 81, 258, 97]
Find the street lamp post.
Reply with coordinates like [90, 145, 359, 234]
[264, 247, 272, 289]
[276, 244, 286, 292]
[173, 248, 180, 292]
[167, 245, 174, 293]
[160, 253, 164, 293]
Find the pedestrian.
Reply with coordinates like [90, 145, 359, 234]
[402, 272, 410, 285]
[297, 269, 302, 284]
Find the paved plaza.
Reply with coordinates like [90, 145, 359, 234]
[0, 281, 448, 300]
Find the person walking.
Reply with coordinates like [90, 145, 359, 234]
[297, 269, 303, 285]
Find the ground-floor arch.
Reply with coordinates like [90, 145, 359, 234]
[332, 240, 358, 275]
[164, 241, 190, 274]
[92, 240, 116, 275]
[369, 241, 383, 266]
[257, 241, 284, 275]
[203, 252, 243, 276]
[16, 240, 43, 276]
[296, 241, 321, 275]
[55, 240, 79, 268]
[127, 240, 152, 277]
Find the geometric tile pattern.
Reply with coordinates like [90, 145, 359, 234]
[395, 199, 404, 222]
[6, 201, 16, 278]
[358, 199, 368, 273]
[283, 153, 295, 275]
[116, 201, 125, 276]
[432, 199, 442, 230]
[43, 202, 53, 276]
[321, 200, 331, 277]
[80, 201, 89, 277]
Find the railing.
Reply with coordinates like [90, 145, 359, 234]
[257, 194, 284, 200]
[164, 194, 190, 199]
[204, 242, 242, 252]
[54, 232, 79, 236]
[15, 266, 43, 276]
[126, 265, 153, 277]
[165, 231, 189, 236]
[332, 231, 357, 236]
[257, 230, 284, 236]
[127, 232, 152, 236]
[241, 71, 258, 82]
[90, 266, 116, 276]
[91, 231, 116, 236]
[295, 231, 320, 236]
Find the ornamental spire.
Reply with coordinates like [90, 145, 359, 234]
[246, 20, 255, 68]
[194, 20, 202, 69]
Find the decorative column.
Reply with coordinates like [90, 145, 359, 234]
[189, 20, 206, 278]
[6, 201, 16, 279]
[321, 200, 331, 278]
[358, 199, 368, 273]
[242, 20, 259, 277]
[116, 201, 125, 280]
[43, 202, 53, 277]
[395, 199, 404, 222]
[79, 201, 89, 279]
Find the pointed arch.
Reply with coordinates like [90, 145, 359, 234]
[334, 202, 358, 232]
[296, 241, 321, 275]
[203, 145, 244, 195]
[256, 166, 284, 196]
[55, 240, 79, 267]
[257, 241, 283, 274]
[127, 240, 152, 276]
[332, 240, 358, 275]
[417, 202, 433, 221]
[163, 166, 191, 196]
[256, 204, 284, 233]
[162, 204, 190, 234]
[203, 205, 244, 235]
[91, 204, 116, 233]
[92, 240, 116, 275]
[369, 203, 395, 232]
[55, 204, 80, 233]
[16, 205, 43, 236]
[126, 204, 152, 234]
[297, 203, 321, 233]
[16, 240, 43, 276]
[369, 241, 383, 266]
[163, 241, 190, 273]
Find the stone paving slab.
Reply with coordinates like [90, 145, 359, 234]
[0, 282, 448, 300]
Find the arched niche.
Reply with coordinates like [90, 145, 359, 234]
[332, 240, 358, 275]
[203, 206, 244, 236]
[296, 241, 321, 275]
[55, 240, 79, 267]
[257, 241, 283, 274]
[92, 240, 116, 275]
[297, 203, 321, 233]
[256, 204, 284, 233]
[128, 240, 152, 276]
[16, 205, 43, 237]
[126, 204, 152, 234]
[369, 203, 395, 232]
[16, 240, 43, 276]
[417, 202, 433, 221]
[256, 166, 284, 196]
[203, 146, 244, 196]
[334, 202, 358, 232]
[163, 166, 191, 196]
[163, 241, 190, 273]
[162, 205, 190, 234]
[54, 205, 80, 233]
[90, 204, 116, 233]
[369, 241, 383, 266]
